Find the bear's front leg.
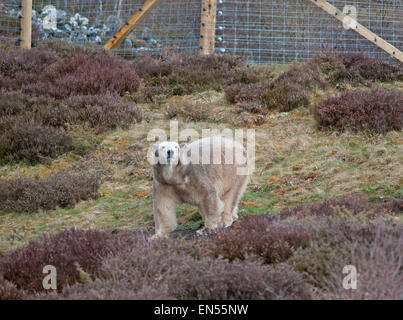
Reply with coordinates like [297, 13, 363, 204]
[152, 183, 178, 240]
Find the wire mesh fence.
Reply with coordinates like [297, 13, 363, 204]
[0, 0, 402, 64]
[0, 1, 22, 48]
[216, 0, 403, 64]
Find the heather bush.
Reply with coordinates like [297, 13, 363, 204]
[199, 196, 399, 266]
[0, 91, 58, 118]
[224, 81, 268, 105]
[25, 54, 140, 98]
[1, 45, 140, 98]
[133, 54, 261, 100]
[40, 94, 142, 132]
[0, 91, 142, 133]
[1, 229, 312, 299]
[312, 53, 403, 83]
[0, 119, 73, 164]
[314, 87, 403, 133]
[164, 100, 211, 122]
[289, 218, 403, 299]
[0, 229, 119, 293]
[225, 63, 327, 112]
[0, 230, 142, 294]
[0, 276, 25, 300]
[0, 48, 59, 91]
[261, 81, 310, 112]
[275, 63, 328, 90]
[35, 39, 111, 59]
[261, 64, 327, 111]
[199, 215, 310, 264]
[53, 242, 311, 300]
[0, 169, 102, 212]
[275, 196, 401, 221]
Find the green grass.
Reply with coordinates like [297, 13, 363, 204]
[0, 74, 401, 254]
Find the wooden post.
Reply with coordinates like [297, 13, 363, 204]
[103, 0, 163, 50]
[20, 0, 32, 49]
[200, 0, 217, 55]
[309, 0, 403, 62]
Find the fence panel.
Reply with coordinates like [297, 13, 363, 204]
[0, 0, 22, 48]
[0, 0, 402, 64]
[216, 0, 403, 64]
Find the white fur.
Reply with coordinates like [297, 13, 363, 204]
[151, 136, 251, 239]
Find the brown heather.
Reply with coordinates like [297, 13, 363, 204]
[133, 53, 263, 101]
[24, 54, 140, 98]
[314, 87, 403, 133]
[312, 53, 403, 83]
[0, 169, 102, 213]
[0, 119, 73, 165]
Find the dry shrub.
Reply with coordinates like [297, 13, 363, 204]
[40, 94, 142, 132]
[35, 39, 111, 59]
[289, 218, 403, 299]
[2, 196, 400, 299]
[53, 242, 311, 300]
[224, 81, 268, 105]
[0, 48, 59, 91]
[0, 230, 142, 294]
[165, 100, 210, 122]
[0, 91, 142, 133]
[276, 196, 401, 220]
[312, 53, 403, 83]
[0, 90, 58, 118]
[200, 215, 310, 264]
[0, 169, 102, 212]
[2, 230, 311, 300]
[0, 119, 73, 164]
[0, 275, 25, 300]
[133, 54, 258, 100]
[261, 81, 310, 112]
[261, 64, 327, 112]
[1, 45, 140, 98]
[25, 54, 140, 98]
[225, 62, 327, 112]
[314, 87, 403, 133]
[0, 229, 118, 293]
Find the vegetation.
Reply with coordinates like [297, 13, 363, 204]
[314, 87, 403, 133]
[0, 41, 401, 300]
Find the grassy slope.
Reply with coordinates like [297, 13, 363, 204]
[0, 71, 402, 254]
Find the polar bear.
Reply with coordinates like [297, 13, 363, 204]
[151, 136, 250, 239]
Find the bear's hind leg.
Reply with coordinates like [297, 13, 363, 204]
[221, 193, 235, 228]
[221, 174, 249, 227]
[197, 189, 224, 234]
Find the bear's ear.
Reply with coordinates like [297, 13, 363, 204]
[151, 143, 159, 158]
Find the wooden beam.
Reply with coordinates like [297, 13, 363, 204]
[309, 0, 403, 62]
[103, 0, 162, 50]
[20, 0, 32, 49]
[200, 0, 217, 55]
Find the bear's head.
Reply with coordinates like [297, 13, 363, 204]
[154, 141, 180, 165]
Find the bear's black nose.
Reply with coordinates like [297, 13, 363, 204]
[167, 149, 173, 158]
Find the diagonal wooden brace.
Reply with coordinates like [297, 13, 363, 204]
[103, 0, 163, 50]
[309, 0, 403, 62]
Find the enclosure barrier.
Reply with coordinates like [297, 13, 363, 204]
[20, 0, 32, 49]
[1, 0, 402, 64]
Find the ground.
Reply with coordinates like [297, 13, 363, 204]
[0, 66, 402, 255]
